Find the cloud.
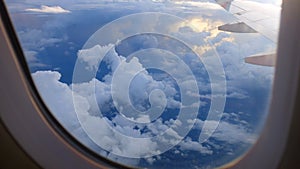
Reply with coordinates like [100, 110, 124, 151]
[76, 44, 181, 113]
[32, 70, 158, 162]
[18, 29, 63, 50]
[179, 137, 213, 154]
[212, 121, 257, 144]
[226, 91, 249, 99]
[17, 29, 65, 68]
[33, 69, 183, 159]
[77, 44, 115, 71]
[28, 21, 271, 161]
[191, 112, 256, 145]
[31, 71, 84, 132]
[31, 66, 256, 162]
[25, 5, 71, 14]
[23, 50, 47, 67]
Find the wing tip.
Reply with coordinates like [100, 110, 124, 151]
[218, 22, 257, 33]
[245, 53, 276, 67]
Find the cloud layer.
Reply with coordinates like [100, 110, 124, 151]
[31, 40, 262, 166]
[9, 0, 277, 168]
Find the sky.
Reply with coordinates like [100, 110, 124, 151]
[5, 0, 280, 168]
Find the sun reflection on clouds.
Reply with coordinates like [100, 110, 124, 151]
[179, 18, 224, 36]
[173, 1, 222, 10]
[172, 17, 234, 57]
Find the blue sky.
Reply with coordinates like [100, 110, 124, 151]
[5, 0, 279, 168]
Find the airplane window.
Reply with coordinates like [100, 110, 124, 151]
[4, 0, 281, 168]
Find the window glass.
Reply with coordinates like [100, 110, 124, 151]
[5, 0, 281, 168]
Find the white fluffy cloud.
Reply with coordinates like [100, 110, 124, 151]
[179, 137, 213, 154]
[25, 5, 71, 13]
[31, 40, 258, 161]
[191, 113, 256, 145]
[212, 121, 256, 144]
[77, 44, 115, 71]
[76, 44, 181, 113]
[32, 69, 184, 159]
[32, 70, 160, 160]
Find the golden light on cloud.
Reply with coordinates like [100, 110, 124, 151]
[193, 44, 213, 57]
[171, 16, 236, 58]
[177, 18, 224, 38]
[174, 17, 234, 58]
[173, 1, 221, 10]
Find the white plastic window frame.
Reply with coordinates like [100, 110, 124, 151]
[0, 0, 300, 169]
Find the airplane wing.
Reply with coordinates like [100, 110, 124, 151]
[215, 0, 281, 66]
[244, 53, 276, 66]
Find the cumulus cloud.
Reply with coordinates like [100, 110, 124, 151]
[73, 44, 199, 157]
[179, 137, 213, 154]
[31, 71, 86, 132]
[25, 5, 71, 14]
[31, 42, 257, 161]
[191, 114, 254, 145]
[77, 44, 115, 71]
[32, 70, 159, 161]
[212, 121, 257, 144]
[33, 67, 182, 159]
[76, 44, 181, 113]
